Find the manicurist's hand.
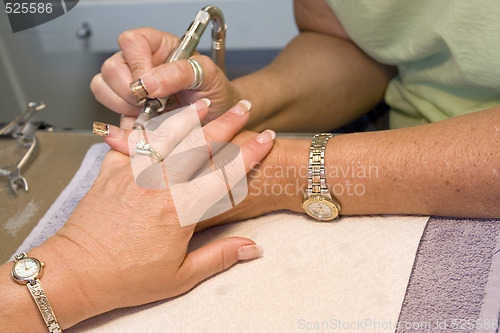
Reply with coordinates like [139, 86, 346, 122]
[90, 27, 242, 125]
[0, 99, 274, 332]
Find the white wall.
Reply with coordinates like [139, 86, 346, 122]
[0, 0, 296, 129]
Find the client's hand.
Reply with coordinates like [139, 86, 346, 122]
[0, 99, 274, 331]
[101, 99, 298, 230]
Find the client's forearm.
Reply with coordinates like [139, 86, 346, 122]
[233, 31, 397, 132]
[279, 107, 500, 218]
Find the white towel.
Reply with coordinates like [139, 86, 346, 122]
[14, 143, 429, 333]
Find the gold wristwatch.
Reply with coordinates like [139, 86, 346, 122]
[11, 253, 62, 333]
[302, 133, 341, 221]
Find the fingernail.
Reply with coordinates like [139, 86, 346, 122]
[237, 244, 264, 261]
[255, 129, 276, 144]
[230, 100, 251, 116]
[192, 98, 211, 111]
[200, 98, 211, 107]
[92, 122, 123, 138]
[93, 121, 109, 136]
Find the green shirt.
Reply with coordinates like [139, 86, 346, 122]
[326, 0, 500, 128]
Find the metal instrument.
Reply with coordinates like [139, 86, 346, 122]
[0, 102, 45, 193]
[134, 5, 226, 127]
[0, 101, 45, 136]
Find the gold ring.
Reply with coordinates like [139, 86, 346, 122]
[130, 78, 148, 105]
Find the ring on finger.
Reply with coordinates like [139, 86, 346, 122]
[134, 140, 163, 163]
[130, 78, 148, 104]
[187, 59, 204, 90]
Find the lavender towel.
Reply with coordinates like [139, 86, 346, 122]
[398, 217, 500, 333]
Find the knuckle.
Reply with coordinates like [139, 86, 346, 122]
[89, 74, 101, 93]
[101, 57, 119, 77]
[245, 142, 261, 155]
[128, 59, 148, 75]
[117, 30, 139, 48]
[215, 249, 234, 272]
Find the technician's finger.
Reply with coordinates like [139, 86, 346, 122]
[100, 51, 139, 105]
[118, 28, 180, 80]
[91, 73, 141, 116]
[138, 55, 218, 99]
[177, 237, 263, 294]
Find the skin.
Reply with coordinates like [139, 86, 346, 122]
[0, 100, 274, 331]
[90, 0, 499, 219]
[2, 0, 499, 330]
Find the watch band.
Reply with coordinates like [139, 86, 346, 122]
[13, 253, 62, 333]
[306, 133, 333, 197]
[26, 280, 62, 333]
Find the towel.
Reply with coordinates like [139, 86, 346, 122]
[397, 217, 500, 333]
[14, 143, 429, 333]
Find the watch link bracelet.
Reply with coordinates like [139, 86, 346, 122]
[302, 133, 341, 221]
[11, 253, 62, 333]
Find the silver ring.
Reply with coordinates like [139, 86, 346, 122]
[187, 59, 204, 90]
[134, 140, 162, 162]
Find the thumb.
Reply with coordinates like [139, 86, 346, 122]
[178, 237, 264, 291]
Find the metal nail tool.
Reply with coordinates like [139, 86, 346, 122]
[0, 102, 45, 194]
[133, 5, 226, 127]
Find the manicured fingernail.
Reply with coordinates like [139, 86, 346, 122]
[255, 129, 276, 144]
[193, 98, 211, 111]
[230, 100, 251, 116]
[93, 121, 109, 136]
[237, 244, 264, 261]
[92, 122, 123, 138]
[200, 98, 211, 107]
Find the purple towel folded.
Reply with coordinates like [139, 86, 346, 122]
[397, 217, 500, 333]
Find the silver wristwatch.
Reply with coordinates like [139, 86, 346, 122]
[302, 133, 341, 221]
[11, 253, 62, 333]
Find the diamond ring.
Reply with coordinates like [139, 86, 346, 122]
[134, 140, 162, 163]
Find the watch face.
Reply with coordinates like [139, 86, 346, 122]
[303, 195, 340, 221]
[13, 258, 40, 280]
[306, 202, 335, 220]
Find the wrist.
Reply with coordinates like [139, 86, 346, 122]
[0, 261, 47, 332]
[26, 235, 107, 329]
[280, 138, 310, 212]
[0, 236, 99, 331]
[249, 137, 310, 213]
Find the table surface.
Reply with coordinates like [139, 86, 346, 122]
[0, 131, 101, 262]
